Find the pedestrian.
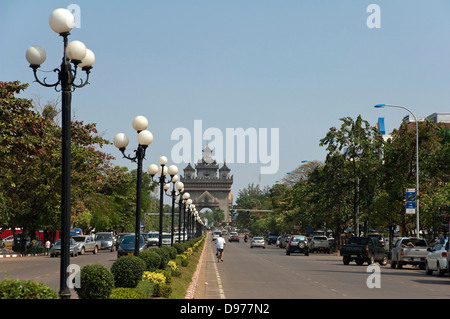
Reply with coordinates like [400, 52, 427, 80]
[30, 238, 37, 256]
[44, 240, 51, 256]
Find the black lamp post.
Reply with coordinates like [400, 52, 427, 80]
[148, 158, 178, 247]
[113, 116, 154, 256]
[165, 179, 184, 245]
[178, 191, 189, 243]
[26, 8, 95, 299]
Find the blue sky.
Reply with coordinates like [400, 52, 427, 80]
[2, 1, 450, 201]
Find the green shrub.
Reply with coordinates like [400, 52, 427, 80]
[111, 255, 147, 288]
[138, 250, 161, 271]
[109, 287, 145, 299]
[154, 247, 170, 269]
[0, 279, 59, 299]
[136, 280, 154, 299]
[176, 254, 189, 267]
[153, 283, 172, 298]
[74, 264, 115, 299]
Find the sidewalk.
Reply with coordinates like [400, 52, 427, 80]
[190, 235, 224, 299]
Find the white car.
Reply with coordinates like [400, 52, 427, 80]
[212, 231, 221, 241]
[426, 239, 448, 276]
[147, 232, 159, 246]
[250, 237, 266, 248]
[161, 233, 171, 245]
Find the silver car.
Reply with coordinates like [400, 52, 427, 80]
[250, 237, 266, 249]
[50, 238, 79, 257]
[95, 232, 116, 252]
[426, 239, 448, 276]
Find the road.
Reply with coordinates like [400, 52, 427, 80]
[0, 250, 117, 298]
[194, 234, 450, 299]
[2, 235, 450, 300]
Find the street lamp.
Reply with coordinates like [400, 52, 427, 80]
[164, 168, 184, 245]
[181, 192, 190, 242]
[148, 157, 177, 247]
[114, 116, 154, 256]
[374, 104, 420, 237]
[26, 8, 95, 299]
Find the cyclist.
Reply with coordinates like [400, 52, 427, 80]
[216, 233, 226, 262]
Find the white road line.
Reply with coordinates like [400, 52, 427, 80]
[212, 251, 225, 299]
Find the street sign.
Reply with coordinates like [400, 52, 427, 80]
[406, 188, 416, 215]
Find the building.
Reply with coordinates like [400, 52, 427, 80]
[181, 144, 233, 225]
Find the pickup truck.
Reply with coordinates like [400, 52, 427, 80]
[391, 237, 428, 269]
[341, 236, 387, 266]
[309, 235, 331, 253]
[72, 235, 99, 255]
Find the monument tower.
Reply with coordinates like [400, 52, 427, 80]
[181, 144, 233, 224]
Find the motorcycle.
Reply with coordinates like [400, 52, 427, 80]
[244, 236, 248, 243]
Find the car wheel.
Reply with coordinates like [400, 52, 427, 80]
[368, 255, 374, 265]
[93, 246, 98, 254]
[438, 263, 446, 277]
[80, 247, 85, 255]
[343, 257, 350, 265]
[396, 261, 403, 269]
[379, 255, 388, 266]
[286, 250, 290, 255]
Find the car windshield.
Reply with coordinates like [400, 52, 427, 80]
[96, 234, 112, 240]
[121, 235, 143, 244]
[313, 236, 327, 241]
[148, 233, 159, 238]
[214, 232, 221, 236]
[162, 234, 171, 238]
[72, 237, 85, 242]
[253, 237, 263, 240]
[293, 236, 306, 241]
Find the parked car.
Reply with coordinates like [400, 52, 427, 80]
[161, 233, 172, 245]
[368, 233, 386, 248]
[267, 233, 279, 245]
[425, 239, 448, 276]
[309, 235, 331, 253]
[391, 237, 428, 269]
[341, 236, 387, 265]
[229, 234, 240, 242]
[278, 234, 291, 249]
[250, 237, 266, 248]
[72, 235, 99, 255]
[117, 234, 146, 257]
[286, 235, 309, 256]
[50, 238, 79, 257]
[147, 231, 159, 246]
[95, 232, 116, 252]
[116, 233, 132, 248]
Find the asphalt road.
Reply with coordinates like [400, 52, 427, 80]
[0, 249, 117, 298]
[194, 234, 450, 299]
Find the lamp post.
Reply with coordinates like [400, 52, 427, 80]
[374, 104, 420, 237]
[164, 171, 184, 245]
[180, 192, 190, 242]
[114, 116, 153, 256]
[184, 198, 193, 242]
[148, 158, 177, 247]
[26, 8, 95, 299]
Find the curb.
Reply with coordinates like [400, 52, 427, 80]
[0, 254, 22, 258]
[185, 238, 207, 299]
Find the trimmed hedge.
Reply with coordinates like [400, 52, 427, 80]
[74, 264, 115, 299]
[111, 255, 147, 288]
[0, 279, 59, 299]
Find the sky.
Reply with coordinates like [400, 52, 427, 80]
[2, 0, 450, 203]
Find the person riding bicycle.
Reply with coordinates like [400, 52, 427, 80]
[216, 233, 226, 262]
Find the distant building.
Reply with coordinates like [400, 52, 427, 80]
[181, 144, 233, 225]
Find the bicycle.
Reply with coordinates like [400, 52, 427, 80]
[217, 248, 223, 262]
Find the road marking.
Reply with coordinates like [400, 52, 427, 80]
[212, 248, 225, 299]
